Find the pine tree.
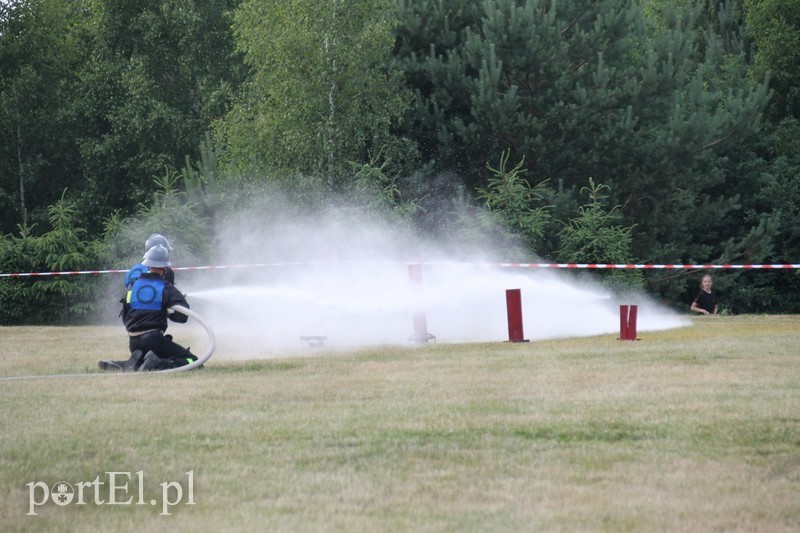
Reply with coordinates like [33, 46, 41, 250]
[395, 0, 770, 263]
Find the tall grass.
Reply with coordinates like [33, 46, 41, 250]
[1, 316, 799, 531]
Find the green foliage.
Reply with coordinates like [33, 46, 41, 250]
[0, 0, 246, 234]
[218, 0, 415, 184]
[31, 192, 101, 319]
[0, 224, 44, 323]
[713, 117, 800, 313]
[395, 0, 770, 263]
[475, 151, 551, 254]
[98, 167, 213, 270]
[0, 0, 85, 231]
[751, 119, 800, 262]
[0, 193, 102, 324]
[445, 185, 504, 256]
[347, 154, 424, 221]
[0, 172, 213, 324]
[181, 133, 238, 223]
[1, 0, 799, 316]
[558, 180, 643, 291]
[746, 0, 800, 119]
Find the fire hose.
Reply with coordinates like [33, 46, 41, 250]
[0, 305, 214, 381]
[161, 304, 216, 373]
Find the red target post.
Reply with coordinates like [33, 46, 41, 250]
[619, 304, 639, 341]
[505, 289, 529, 342]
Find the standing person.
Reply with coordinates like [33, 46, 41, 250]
[690, 274, 719, 315]
[124, 233, 175, 288]
[99, 244, 199, 372]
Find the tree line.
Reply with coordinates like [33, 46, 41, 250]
[1, 0, 799, 323]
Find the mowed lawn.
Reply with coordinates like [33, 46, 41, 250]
[1, 315, 799, 531]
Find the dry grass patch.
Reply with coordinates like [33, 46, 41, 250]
[1, 315, 799, 531]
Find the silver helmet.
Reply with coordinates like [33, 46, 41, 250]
[142, 244, 171, 268]
[144, 233, 173, 254]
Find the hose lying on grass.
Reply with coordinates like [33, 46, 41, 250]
[160, 304, 216, 374]
[0, 305, 215, 381]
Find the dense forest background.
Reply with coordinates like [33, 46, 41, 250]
[1, 0, 799, 324]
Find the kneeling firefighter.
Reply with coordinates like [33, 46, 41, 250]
[99, 244, 199, 372]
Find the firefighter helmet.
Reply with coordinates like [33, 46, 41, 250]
[142, 244, 171, 268]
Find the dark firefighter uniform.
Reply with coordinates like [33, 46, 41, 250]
[122, 271, 197, 370]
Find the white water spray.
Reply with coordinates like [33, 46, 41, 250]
[183, 261, 688, 359]
[175, 198, 689, 359]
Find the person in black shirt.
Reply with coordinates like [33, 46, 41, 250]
[99, 244, 198, 372]
[690, 274, 718, 315]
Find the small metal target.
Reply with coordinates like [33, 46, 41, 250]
[300, 324, 328, 349]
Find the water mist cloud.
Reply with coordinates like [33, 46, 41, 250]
[179, 197, 689, 359]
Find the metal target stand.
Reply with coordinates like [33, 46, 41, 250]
[299, 324, 328, 349]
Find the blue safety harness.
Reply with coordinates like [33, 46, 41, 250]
[127, 277, 165, 311]
[125, 263, 148, 288]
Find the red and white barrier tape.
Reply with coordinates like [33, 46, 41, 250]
[485, 263, 800, 269]
[2, 261, 800, 278]
[0, 261, 319, 278]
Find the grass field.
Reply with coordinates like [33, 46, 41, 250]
[1, 315, 799, 531]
